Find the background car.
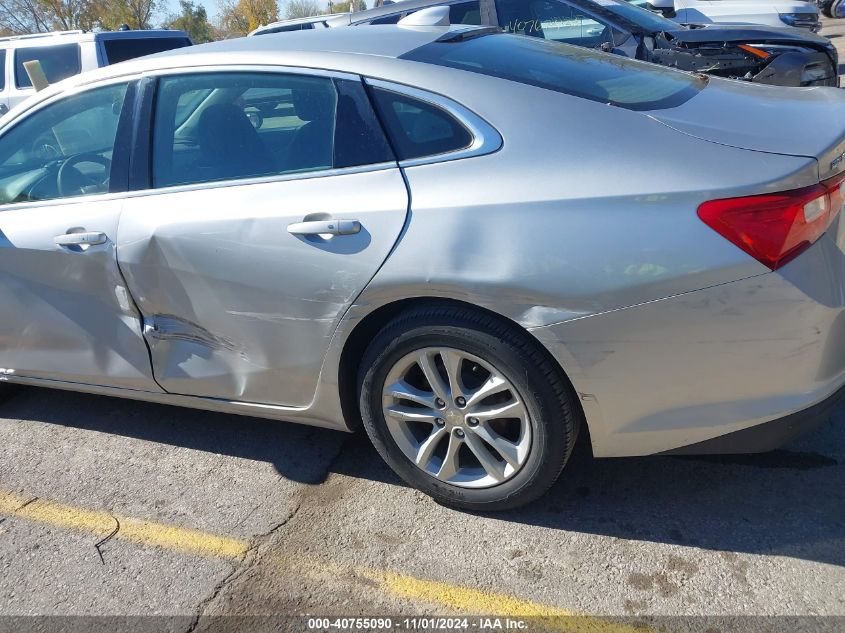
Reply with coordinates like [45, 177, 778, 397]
[643, 0, 821, 31]
[269, 0, 838, 86]
[0, 29, 192, 115]
[264, 0, 839, 86]
[248, 14, 349, 36]
[0, 26, 844, 510]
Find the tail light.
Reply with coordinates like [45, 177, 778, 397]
[698, 174, 845, 270]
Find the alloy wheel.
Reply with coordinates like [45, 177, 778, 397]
[381, 347, 532, 488]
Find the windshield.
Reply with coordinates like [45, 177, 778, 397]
[401, 33, 704, 111]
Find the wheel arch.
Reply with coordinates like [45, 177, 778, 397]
[337, 296, 589, 446]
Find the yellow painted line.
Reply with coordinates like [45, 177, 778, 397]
[0, 490, 248, 559]
[0, 489, 658, 632]
[359, 568, 655, 633]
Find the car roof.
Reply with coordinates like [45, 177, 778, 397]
[67, 25, 451, 82]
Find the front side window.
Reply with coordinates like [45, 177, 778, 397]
[0, 83, 129, 206]
[0, 50, 6, 91]
[370, 88, 472, 161]
[15, 44, 81, 89]
[152, 72, 393, 188]
[496, 0, 625, 48]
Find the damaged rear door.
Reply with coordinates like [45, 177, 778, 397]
[117, 69, 409, 407]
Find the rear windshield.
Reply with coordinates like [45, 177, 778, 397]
[400, 33, 704, 111]
[102, 37, 192, 65]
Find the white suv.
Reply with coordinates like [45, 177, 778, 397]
[643, 0, 821, 31]
[0, 29, 192, 115]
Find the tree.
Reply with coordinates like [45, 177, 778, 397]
[0, 0, 98, 34]
[95, 0, 157, 30]
[327, 0, 365, 12]
[218, 0, 278, 36]
[284, 0, 318, 19]
[164, 0, 214, 42]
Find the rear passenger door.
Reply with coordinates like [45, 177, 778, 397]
[117, 69, 409, 407]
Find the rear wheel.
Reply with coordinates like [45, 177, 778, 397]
[358, 305, 579, 511]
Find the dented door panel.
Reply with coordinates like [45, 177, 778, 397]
[0, 198, 161, 390]
[117, 168, 409, 407]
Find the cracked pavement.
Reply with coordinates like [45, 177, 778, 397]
[0, 381, 843, 626]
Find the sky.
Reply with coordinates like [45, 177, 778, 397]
[160, 0, 315, 22]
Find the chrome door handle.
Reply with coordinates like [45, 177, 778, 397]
[54, 231, 108, 246]
[287, 219, 361, 236]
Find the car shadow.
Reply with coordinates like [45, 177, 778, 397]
[0, 385, 347, 486]
[3, 385, 843, 567]
[331, 409, 845, 569]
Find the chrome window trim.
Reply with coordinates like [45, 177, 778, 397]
[123, 161, 399, 200]
[138, 63, 360, 83]
[364, 78, 502, 167]
[0, 190, 122, 213]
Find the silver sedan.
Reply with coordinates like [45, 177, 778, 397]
[1, 26, 844, 510]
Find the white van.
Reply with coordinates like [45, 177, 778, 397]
[0, 29, 192, 114]
[643, 0, 821, 31]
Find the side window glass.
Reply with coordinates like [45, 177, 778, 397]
[0, 83, 129, 206]
[372, 2, 480, 26]
[152, 72, 393, 189]
[15, 44, 81, 89]
[368, 14, 402, 24]
[450, 1, 482, 24]
[0, 50, 5, 91]
[496, 0, 618, 47]
[370, 88, 472, 161]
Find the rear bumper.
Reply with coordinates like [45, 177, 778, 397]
[530, 221, 845, 458]
[661, 380, 843, 455]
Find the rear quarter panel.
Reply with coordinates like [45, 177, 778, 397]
[340, 75, 824, 446]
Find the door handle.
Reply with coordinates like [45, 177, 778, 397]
[287, 219, 361, 236]
[54, 231, 108, 246]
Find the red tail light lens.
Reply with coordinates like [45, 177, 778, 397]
[698, 174, 845, 270]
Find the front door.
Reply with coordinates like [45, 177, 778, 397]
[0, 81, 160, 391]
[117, 69, 409, 407]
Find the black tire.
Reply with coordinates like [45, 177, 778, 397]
[357, 304, 579, 511]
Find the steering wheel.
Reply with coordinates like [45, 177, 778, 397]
[57, 153, 112, 197]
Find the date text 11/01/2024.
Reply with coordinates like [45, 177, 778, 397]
[306, 618, 530, 630]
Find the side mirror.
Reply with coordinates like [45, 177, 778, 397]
[0, 104, 8, 116]
[648, 0, 675, 8]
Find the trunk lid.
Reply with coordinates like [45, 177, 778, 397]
[648, 79, 845, 179]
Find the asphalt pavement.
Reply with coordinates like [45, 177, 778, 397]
[0, 375, 842, 630]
